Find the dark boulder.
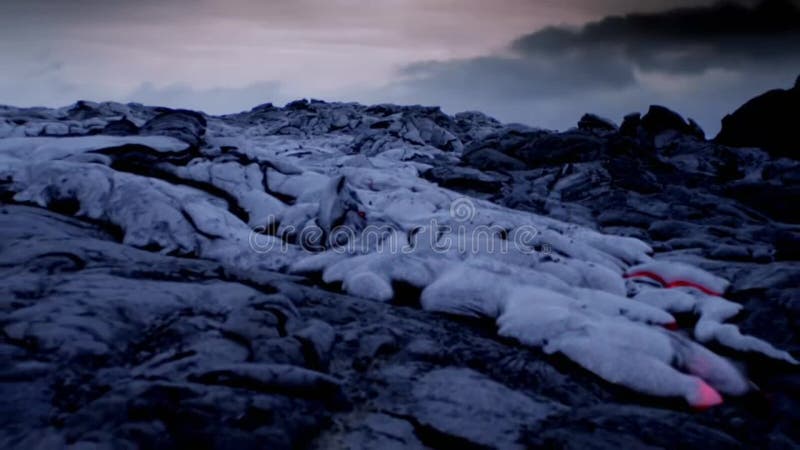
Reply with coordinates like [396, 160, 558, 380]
[687, 118, 705, 140]
[462, 148, 526, 171]
[725, 182, 800, 223]
[421, 166, 506, 193]
[512, 131, 607, 167]
[102, 118, 139, 136]
[250, 102, 275, 113]
[140, 109, 206, 147]
[66, 100, 102, 121]
[285, 99, 311, 110]
[715, 76, 800, 158]
[462, 129, 543, 164]
[578, 113, 618, 134]
[463, 124, 612, 170]
[641, 105, 704, 139]
[606, 156, 662, 194]
[619, 112, 642, 138]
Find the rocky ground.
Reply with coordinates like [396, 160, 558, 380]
[0, 80, 798, 449]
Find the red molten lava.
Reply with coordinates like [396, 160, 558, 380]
[693, 380, 724, 411]
[663, 321, 680, 331]
[624, 271, 722, 297]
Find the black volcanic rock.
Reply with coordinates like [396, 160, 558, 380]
[66, 100, 103, 121]
[578, 113, 618, 134]
[421, 165, 507, 193]
[514, 131, 607, 166]
[463, 147, 527, 171]
[102, 117, 139, 136]
[464, 128, 606, 168]
[619, 112, 642, 138]
[1, 94, 800, 450]
[687, 118, 705, 140]
[140, 109, 207, 147]
[641, 105, 704, 139]
[716, 76, 800, 158]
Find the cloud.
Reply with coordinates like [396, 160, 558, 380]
[1, 0, 797, 133]
[374, 0, 800, 133]
[511, 0, 800, 74]
[0, 0, 739, 118]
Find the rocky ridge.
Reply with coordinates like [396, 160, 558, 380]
[0, 81, 799, 449]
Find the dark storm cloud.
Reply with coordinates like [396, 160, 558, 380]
[511, 0, 800, 74]
[381, 0, 800, 131]
[401, 0, 800, 97]
[397, 44, 636, 102]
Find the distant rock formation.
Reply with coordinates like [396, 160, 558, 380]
[716, 75, 800, 158]
[577, 113, 617, 134]
[641, 105, 705, 140]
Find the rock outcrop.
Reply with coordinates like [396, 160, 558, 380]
[716, 76, 800, 158]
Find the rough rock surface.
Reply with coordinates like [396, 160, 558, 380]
[716, 76, 800, 158]
[0, 94, 798, 449]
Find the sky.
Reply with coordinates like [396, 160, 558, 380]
[1, 0, 798, 134]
